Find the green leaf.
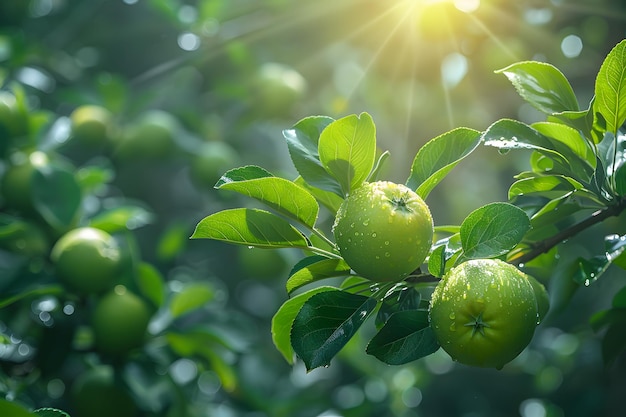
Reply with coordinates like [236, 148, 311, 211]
[607, 234, 626, 269]
[612, 286, 626, 308]
[283, 116, 343, 196]
[508, 175, 583, 200]
[531, 121, 596, 178]
[294, 176, 344, 215]
[427, 245, 446, 278]
[367, 150, 391, 182]
[34, 408, 70, 417]
[573, 256, 611, 286]
[89, 204, 154, 233]
[32, 163, 82, 231]
[318, 112, 376, 196]
[482, 119, 572, 177]
[375, 287, 422, 329]
[216, 166, 319, 228]
[496, 61, 579, 113]
[366, 310, 439, 365]
[169, 282, 214, 318]
[191, 208, 310, 249]
[406, 127, 481, 199]
[0, 400, 36, 417]
[136, 262, 165, 308]
[460, 202, 531, 259]
[166, 330, 238, 392]
[0, 284, 64, 309]
[286, 255, 352, 294]
[291, 289, 378, 370]
[602, 319, 626, 367]
[594, 39, 626, 135]
[271, 286, 337, 364]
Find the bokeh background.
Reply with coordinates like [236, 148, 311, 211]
[1, 0, 626, 416]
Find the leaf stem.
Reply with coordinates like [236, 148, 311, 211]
[308, 246, 343, 260]
[311, 227, 337, 250]
[512, 196, 626, 265]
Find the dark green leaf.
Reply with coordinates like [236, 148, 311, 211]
[286, 256, 351, 294]
[406, 127, 481, 199]
[602, 319, 626, 367]
[573, 256, 611, 286]
[291, 290, 377, 370]
[460, 202, 531, 259]
[191, 208, 310, 249]
[612, 286, 626, 308]
[283, 116, 343, 196]
[318, 113, 377, 196]
[366, 310, 439, 365]
[216, 166, 320, 228]
[375, 287, 422, 329]
[594, 39, 626, 135]
[32, 163, 82, 231]
[496, 61, 579, 114]
[271, 286, 337, 364]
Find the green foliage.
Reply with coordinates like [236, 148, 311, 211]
[193, 39, 626, 372]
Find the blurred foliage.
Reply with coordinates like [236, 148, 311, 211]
[0, 0, 625, 417]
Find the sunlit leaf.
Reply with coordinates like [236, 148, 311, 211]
[291, 289, 377, 370]
[482, 119, 574, 178]
[531, 121, 596, 178]
[366, 310, 439, 365]
[271, 286, 337, 364]
[406, 127, 481, 199]
[427, 245, 446, 278]
[496, 61, 579, 114]
[367, 150, 391, 182]
[216, 166, 319, 228]
[318, 112, 376, 196]
[594, 39, 626, 135]
[286, 256, 351, 294]
[191, 208, 310, 249]
[283, 116, 343, 196]
[460, 202, 530, 259]
[509, 175, 576, 199]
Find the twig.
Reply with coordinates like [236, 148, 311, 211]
[513, 197, 626, 266]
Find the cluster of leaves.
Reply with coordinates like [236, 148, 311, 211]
[193, 40, 626, 371]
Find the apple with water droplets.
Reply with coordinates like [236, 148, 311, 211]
[332, 181, 434, 282]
